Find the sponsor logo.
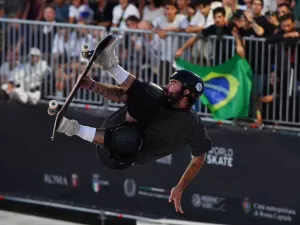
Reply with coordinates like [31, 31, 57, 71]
[124, 179, 137, 197]
[156, 155, 172, 165]
[123, 179, 170, 200]
[44, 173, 68, 186]
[206, 146, 234, 168]
[92, 174, 109, 193]
[191, 193, 226, 212]
[195, 83, 203, 92]
[241, 198, 296, 223]
[191, 193, 201, 208]
[138, 186, 170, 199]
[71, 174, 79, 188]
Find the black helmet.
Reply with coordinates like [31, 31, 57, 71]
[170, 70, 204, 103]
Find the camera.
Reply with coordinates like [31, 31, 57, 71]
[265, 11, 277, 17]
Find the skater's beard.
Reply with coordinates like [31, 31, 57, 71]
[163, 88, 184, 107]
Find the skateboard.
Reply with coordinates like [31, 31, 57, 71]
[48, 34, 115, 141]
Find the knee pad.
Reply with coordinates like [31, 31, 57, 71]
[104, 124, 143, 159]
[125, 79, 165, 121]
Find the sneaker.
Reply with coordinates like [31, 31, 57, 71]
[56, 117, 80, 137]
[81, 35, 119, 70]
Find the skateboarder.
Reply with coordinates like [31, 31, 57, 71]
[55, 35, 211, 214]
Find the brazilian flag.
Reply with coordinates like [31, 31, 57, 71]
[173, 54, 253, 120]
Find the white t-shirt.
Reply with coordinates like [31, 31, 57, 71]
[24, 60, 49, 90]
[69, 5, 81, 20]
[152, 15, 189, 62]
[263, 0, 277, 13]
[112, 3, 140, 29]
[0, 62, 24, 83]
[142, 6, 164, 23]
[69, 4, 94, 23]
[152, 14, 189, 30]
[190, 1, 222, 27]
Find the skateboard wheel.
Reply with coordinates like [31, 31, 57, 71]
[49, 100, 58, 110]
[82, 44, 90, 53]
[48, 108, 57, 116]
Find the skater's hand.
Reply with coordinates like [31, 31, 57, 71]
[79, 75, 93, 89]
[169, 185, 184, 214]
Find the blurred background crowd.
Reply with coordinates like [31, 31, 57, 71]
[0, 0, 300, 126]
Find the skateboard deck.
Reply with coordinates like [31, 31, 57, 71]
[48, 34, 115, 141]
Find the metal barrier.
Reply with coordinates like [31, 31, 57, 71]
[1, 18, 299, 129]
[243, 36, 300, 128]
[0, 18, 107, 107]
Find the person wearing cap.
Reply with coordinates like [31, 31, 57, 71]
[23, 47, 49, 105]
[54, 35, 211, 214]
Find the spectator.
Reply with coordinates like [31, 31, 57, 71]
[121, 16, 142, 74]
[55, 56, 82, 97]
[136, 20, 159, 82]
[52, 28, 69, 60]
[232, 9, 273, 101]
[242, 0, 251, 10]
[278, 3, 293, 17]
[3, 13, 26, 54]
[112, 0, 140, 29]
[262, 0, 277, 13]
[152, 1, 189, 33]
[262, 14, 300, 123]
[142, 0, 164, 24]
[276, 0, 290, 7]
[177, 0, 195, 21]
[185, 0, 222, 63]
[17, 5, 57, 59]
[267, 13, 300, 43]
[1, 0, 27, 19]
[40, 5, 57, 55]
[52, 0, 70, 22]
[266, 3, 300, 29]
[69, 0, 82, 23]
[151, 1, 189, 84]
[78, 0, 94, 24]
[243, 0, 276, 37]
[186, 0, 222, 33]
[89, 0, 116, 28]
[66, 21, 97, 58]
[293, 0, 300, 21]
[2, 48, 49, 105]
[223, 0, 244, 18]
[23, 47, 50, 105]
[176, 7, 243, 64]
[0, 51, 23, 87]
[69, 0, 93, 24]
[232, 5, 275, 38]
[24, 0, 47, 21]
[0, 51, 27, 104]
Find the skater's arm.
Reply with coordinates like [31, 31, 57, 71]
[176, 155, 206, 190]
[92, 81, 128, 102]
[169, 155, 206, 213]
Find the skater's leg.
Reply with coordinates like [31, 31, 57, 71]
[56, 117, 142, 156]
[56, 117, 105, 145]
[82, 35, 164, 121]
[82, 35, 136, 92]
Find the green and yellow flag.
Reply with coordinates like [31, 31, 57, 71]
[173, 55, 253, 120]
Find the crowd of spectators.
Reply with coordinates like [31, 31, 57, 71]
[0, 0, 299, 124]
